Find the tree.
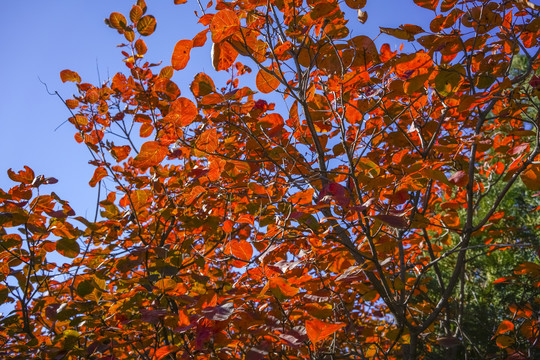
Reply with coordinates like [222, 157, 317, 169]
[1, 0, 540, 359]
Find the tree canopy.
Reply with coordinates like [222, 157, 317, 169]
[1, 0, 540, 359]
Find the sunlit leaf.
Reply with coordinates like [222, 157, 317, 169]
[256, 68, 280, 93]
[137, 15, 156, 36]
[171, 39, 193, 70]
[210, 9, 240, 43]
[56, 238, 80, 258]
[305, 318, 345, 345]
[89, 167, 107, 187]
[60, 69, 81, 83]
[155, 345, 179, 360]
[133, 141, 168, 170]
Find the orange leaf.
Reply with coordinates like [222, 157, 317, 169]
[288, 189, 314, 205]
[211, 41, 238, 71]
[137, 15, 156, 36]
[89, 167, 107, 187]
[185, 185, 205, 205]
[210, 9, 240, 43]
[169, 97, 197, 126]
[129, 5, 143, 23]
[520, 165, 540, 191]
[135, 39, 147, 55]
[60, 70, 81, 83]
[109, 12, 127, 30]
[496, 320, 514, 335]
[495, 335, 515, 348]
[191, 72, 216, 97]
[133, 141, 167, 170]
[305, 318, 345, 345]
[171, 39, 193, 70]
[230, 239, 253, 263]
[270, 277, 299, 298]
[155, 345, 179, 360]
[192, 29, 209, 48]
[196, 129, 218, 154]
[256, 68, 280, 94]
[111, 145, 131, 162]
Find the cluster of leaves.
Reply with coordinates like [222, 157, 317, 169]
[1, 0, 540, 359]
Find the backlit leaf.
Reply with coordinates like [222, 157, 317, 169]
[496, 320, 514, 335]
[270, 277, 299, 298]
[89, 167, 107, 187]
[211, 41, 238, 71]
[495, 335, 515, 348]
[60, 69, 81, 83]
[191, 72, 216, 97]
[56, 238, 80, 258]
[109, 12, 127, 30]
[413, 0, 439, 10]
[196, 128, 218, 154]
[133, 141, 168, 170]
[230, 239, 253, 267]
[137, 15, 156, 36]
[305, 318, 345, 345]
[155, 345, 179, 360]
[210, 9, 240, 43]
[171, 39, 193, 70]
[520, 165, 540, 190]
[168, 97, 197, 126]
[129, 5, 143, 23]
[256, 68, 280, 93]
[373, 214, 408, 229]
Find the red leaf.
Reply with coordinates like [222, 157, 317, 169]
[305, 318, 345, 345]
[373, 214, 408, 229]
[171, 39, 193, 70]
[448, 170, 468, 187]
[133, 141, 168, 170]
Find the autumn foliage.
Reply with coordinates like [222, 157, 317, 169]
[2, 0, 540, 359]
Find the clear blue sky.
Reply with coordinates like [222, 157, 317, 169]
[0, 1, 430, 217]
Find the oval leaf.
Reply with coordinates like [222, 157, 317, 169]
[56, 238, 80, 258]
[210, 9, 240, 43]
[109, 12, 127, 30]
[133, 141, 168, 170]
[256, 68, 280, 93]
[137, 15, 156, 36]
[169, 97, 197, 126]
[171, 39, 193, 70]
